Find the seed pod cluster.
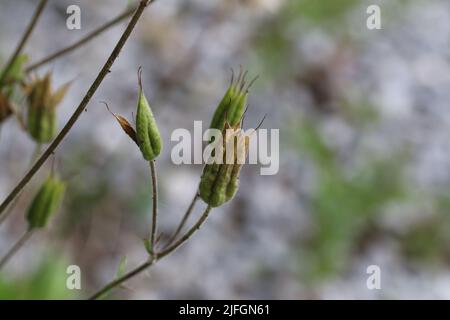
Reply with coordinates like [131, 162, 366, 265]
[209, 68, 257, 133]
[25, 73, 69, 143]
[199, 122, 252, 207]
[26, 175, 66, 229]
[107, 68, 162, 161]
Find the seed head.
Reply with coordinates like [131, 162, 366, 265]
[26, 174, 66, 229]
[199, 122, 253, 207]
[135, 67, 162, 161]
[25, 73, 70, 143]
[209, 67, 258, 134]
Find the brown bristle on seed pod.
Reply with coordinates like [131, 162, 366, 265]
[102, 101, 138, 145]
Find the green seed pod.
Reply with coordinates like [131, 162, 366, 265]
[26, 175, 66, 229]
[208, 68, 256, 133]
[135, 68, 162, 161]
[25, 73, 69, 143]
[199, 123, 251, 207]
[208, 85, 235, 131]
[200, 163, 234, 207]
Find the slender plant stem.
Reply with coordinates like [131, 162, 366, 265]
[0, 0, 48, 87]
[0, 0, 154, 217]
[149, 160, 158, 252]
[89, 259, 154, 300]
[0, 229, 34, 270]
[88, 205, 212, 300]
[158, 206, 211, 258]
[0, 143, 42, 226]
[164, 191, 199, 247]
[25, 6, 135, 73]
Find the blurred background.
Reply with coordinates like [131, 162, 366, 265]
[1, 0, 450, 299]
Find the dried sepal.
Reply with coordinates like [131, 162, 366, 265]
[102, 101, 138, 145]
[50, 82, 71, 107]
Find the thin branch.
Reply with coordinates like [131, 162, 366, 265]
[26, 6, 135, 73]
[88, 205, 212, 300]
[0, 0, 155, 217]
[158, 206, 212, 258]
[164, 191, 199, 247]
[0, 0, 48, 87]
[0, 229, 34, 270]
[149, 160, 158, 253]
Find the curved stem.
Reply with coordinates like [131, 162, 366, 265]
[0, 0, 154, 217]
[25, 6, 135, 73]
[0, 0, 48, 87]
[88, 205, 212, 300]
[149, 160, 158, 253]
[158, 206, 211, 258]
[164, 191, 199, 247]
[0, 229, 34, 270]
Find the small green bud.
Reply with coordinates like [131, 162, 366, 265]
[25, 73, 69, 143]
[135, 67, 162, 161]
[26, 175, 66, 229]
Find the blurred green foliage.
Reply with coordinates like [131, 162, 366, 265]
[401, 196, 450, 265]
[62, 174, 110, 235]
[0, 256, 77, 299]
[294, 119, 406, 280]
[286, 0, 359, 24]
[253, 0, 360, 79]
